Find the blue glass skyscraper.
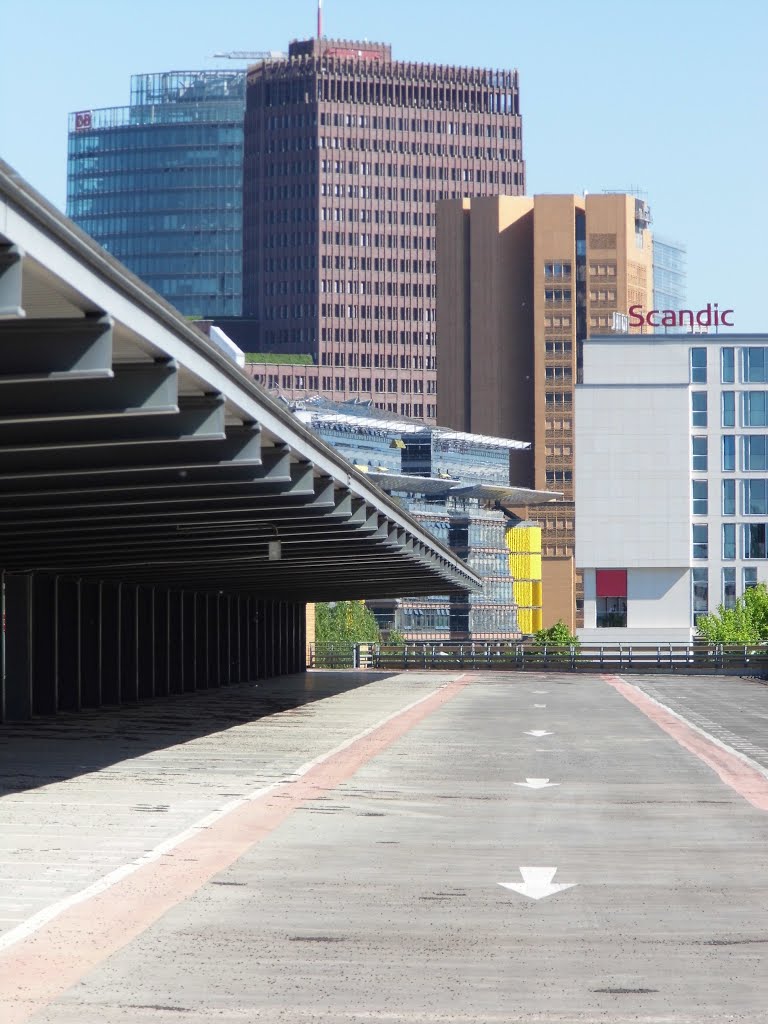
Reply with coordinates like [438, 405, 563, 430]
[653, 235, 688, 332]
[67, 70, 245, 317]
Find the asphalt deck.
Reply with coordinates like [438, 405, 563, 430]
[1, 669, 767, 1023]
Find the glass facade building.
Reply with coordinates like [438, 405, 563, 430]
[653, 236, 687, 332]
[291, 399, 549, 639]
[67, 71, 246, 317]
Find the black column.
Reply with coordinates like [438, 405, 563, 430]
[57, 578, 81, 712]
[80, 580, 101, 708]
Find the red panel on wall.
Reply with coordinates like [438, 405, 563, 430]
[596, 569, 627, 598]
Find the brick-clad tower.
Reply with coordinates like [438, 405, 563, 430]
[243, 38, 525, 421]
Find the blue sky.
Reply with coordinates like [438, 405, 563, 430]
[1, 0, 765, 329]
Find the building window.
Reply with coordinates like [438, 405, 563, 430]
[722, 523, 736, 560]
[721, 346, 735, 384]
[595, 569, 627, 627]
[743, 435, 768, 471]
[721, 391, 735, 428]
[722, 479, 736, 515]
[692, 480, 708, 516]
[743, 347, 768, 383]
[692, 524, 708, 559]
[691, 392, 707, 427]
[744, 480, 768, 515]
[596, 597, 627, 628]
[692, 436, 708, 472]
[744, 567, 758, 590]
[744, 523, 768, 559]
[690, 347, 707, 384]
[722, 435, 735, 472]
[743, 391, 768, 427]
[692, 567, 708, 624]
[722, 568, 737, 609]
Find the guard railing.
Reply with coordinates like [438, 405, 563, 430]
[308, 642, 768, 675]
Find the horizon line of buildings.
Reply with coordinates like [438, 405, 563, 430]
[64, 35, 705, 637]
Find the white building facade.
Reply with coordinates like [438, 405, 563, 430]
[576, 332, 768, 642]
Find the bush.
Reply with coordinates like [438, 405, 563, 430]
[696, 583, 768, 644]
[315, 601, 381, 645]
[531, 619, 580, 648]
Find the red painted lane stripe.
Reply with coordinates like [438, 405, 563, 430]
[0, 673, 472, 1024]
[603, 673, 768, 812]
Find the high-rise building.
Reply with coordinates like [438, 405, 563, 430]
[241, 38, 525, 420]
[436, 193, 654, 627]
[67, 70, 246, 317]
[653, 236, 687, 332]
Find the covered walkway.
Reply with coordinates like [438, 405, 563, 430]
[0, 160, 480, 721]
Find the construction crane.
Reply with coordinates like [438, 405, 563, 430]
[212, 51, 286, 61]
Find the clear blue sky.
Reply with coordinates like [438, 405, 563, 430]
[1, 0, 765, 329]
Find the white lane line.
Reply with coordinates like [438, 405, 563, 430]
[0, 678, 463, 953]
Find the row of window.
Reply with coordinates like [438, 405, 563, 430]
[317, 113, 518, 137]
[318, 303, 436, 321]
[320, 352, 437, 375]
[694, 478, 768, 517]
[319, 280, 435, 297]
[691, 390, 768, 429]
[693, 567, 757, 621]
[691, 346, 768, 385]
[318, 255, 437, 274]
[319, 208, 435, 226]
[692, 522, 768, 560]
[318, 232, 436, 250]
[318, 328, 436, 346]
[692, 435, 768, 472]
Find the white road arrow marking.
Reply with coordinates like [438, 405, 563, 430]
[524, 730, 553, 737]
[532, 690, 549, 694]
[534, 703, 547, 708]
[514, 778, 560, 789]
[498, 867, 577, 900]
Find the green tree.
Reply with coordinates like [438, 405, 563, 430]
[387, 628, 406, 646]
[315, 601, 381, 644]
[696, 583, 768, 644]
[531, 619, 580, 648]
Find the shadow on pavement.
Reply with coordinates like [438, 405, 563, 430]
[0, 670, 395, 797]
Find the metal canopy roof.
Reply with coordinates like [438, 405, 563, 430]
[0, 160, 481, 602]
[363, 471, 559, 505]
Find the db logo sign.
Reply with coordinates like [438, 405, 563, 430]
[75, 111, 93, 131]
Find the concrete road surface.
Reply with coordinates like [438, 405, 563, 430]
[1, 669, 767, 1023]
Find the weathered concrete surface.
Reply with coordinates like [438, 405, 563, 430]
[1, 670, 767, 1023]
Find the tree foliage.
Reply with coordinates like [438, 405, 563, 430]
[696, 583, 768, 644]
[386, 628, 406, 646]
[315, 601, 381, 644]
[531, 619, 580, 648]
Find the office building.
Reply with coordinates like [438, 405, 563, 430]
[576, 330, 758, 642]
[290, 398, 553, 637]
[436, 193, 654, 627]
[67, 70, 246, 317]
[653, 236, 687, 332]
[241, 37, 525, 419]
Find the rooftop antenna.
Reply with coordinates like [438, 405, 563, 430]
[318, 0, 323, 41]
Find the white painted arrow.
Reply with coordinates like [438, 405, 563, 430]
[524, 729, 553, 737]
[514, 777, 560, 789]
[533, 703, 547, 708]
[498, 867, 577, 900]
[532, 690, 549, 694]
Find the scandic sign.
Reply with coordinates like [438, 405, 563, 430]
[629, 303, 734, 328]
